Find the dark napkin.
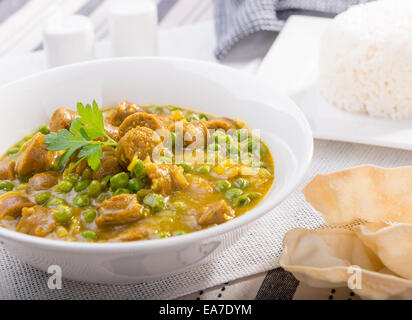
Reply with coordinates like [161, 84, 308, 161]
[214, 0, 373, 60]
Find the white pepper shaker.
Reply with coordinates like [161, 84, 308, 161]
[108, 0, 158, 57]
[43, 14, 95, 68]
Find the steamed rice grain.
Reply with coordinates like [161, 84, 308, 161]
[318, 0, 412, 119]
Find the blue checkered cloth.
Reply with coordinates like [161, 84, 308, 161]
[214, 0, 373, 60]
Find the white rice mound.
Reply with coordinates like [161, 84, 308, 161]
[318, 0, 412, 119]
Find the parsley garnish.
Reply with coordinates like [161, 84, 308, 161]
[45, 101, 117, 171]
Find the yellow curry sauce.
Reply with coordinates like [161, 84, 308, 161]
[0, 101, 274, 242]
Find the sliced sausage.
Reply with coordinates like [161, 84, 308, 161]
[92, 153, 122, 180]
[146, 162, 188, 196]
[49, 107, 77, 132]
[95, 194, 145, 227]
[110, 228, 148, 242]
[16, 133, 53, 177]
[0, 193, 34, 219]
[168, 120, 209, 148]
[72, 157, 89, 176]
[0, 160, 16, 180]
[181, 209, 201, 230]
[107, 100, 142, 126]
[115, 126, 163, 167]
[118, 112, 165, 138]
[27, 171, 59, 193]
[104, 122, 120, 142]
[16, 206, 56, 237]
[186, 175, 213, 197]
[70, 147, 122, 178]
[206, 117, 244, 131]
[197, 200, 235, 226]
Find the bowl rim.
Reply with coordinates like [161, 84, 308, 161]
[0, 56, 313, 252]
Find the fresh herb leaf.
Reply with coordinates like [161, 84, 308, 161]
[69, 117, 83, 137]
[45, 100, 117, 172]
[57, 147, 79, 170]
[77, 101, 106, 139]
[45, 129, 87, 151]
[78, 144, 103, 171]
[79, 127, 90, 140]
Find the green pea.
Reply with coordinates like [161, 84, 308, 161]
[38, 124, 50, 135]
[73, 195, 90, 207]
[110, 172, 129, 190]
[54, 180, 73, 193]
[235, 195, 251, 207]
[173, 230, 186, 236]
[81, 230, 98, 241]
[87, 180, 102, 198]
[64, 173, 79, 184]
[23, 133, 34, 141]
[226, 134, 234, 144]
[176, 163, 192, 173]
[168, 106, 180, 111]
[83, 209, 97, 223]
[148, 106, 163, 115]
[225, 188, 243, 201]
[128, 178, 143, 193]
[53, 205, 73, 223]
[137, 188, 151, 200]
[233, 178, 250, 190]
[45, 197, 64, 207]
[132, 160, 146, 179]
[74, 179, 91, 192]
[143, 193, 165, 212]
[62, 163, 75, 178]
[16, 139, 25, 148]
[113, 188, 130, 196]
[0, 181, 14, 191]
[153, 232, 170, 239]
[252, 161, 268, 169]
[199, 113, 208, 121]
[259, 143, 268, 157]
[82, 168, 93, 180]
[34, 192, 51, 205]
[215, 180, 231, 192]
[100, 175, 112, 190]
[7, 147, 19, 155]
[186, 114, 199, 122]
[245, 192, 262, 200]
[207, 143, 221, 152]
[196, 165, 210, 174]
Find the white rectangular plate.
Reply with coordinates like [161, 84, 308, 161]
[257, 15, 412, 151]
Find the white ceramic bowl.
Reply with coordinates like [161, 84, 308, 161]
[0, 57, 313, 284]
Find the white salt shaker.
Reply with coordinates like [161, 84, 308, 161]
[43, 14, 95, 68]
[108, 0, 158, 57]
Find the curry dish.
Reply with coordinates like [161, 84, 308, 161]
[0, 101, 274, 242]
